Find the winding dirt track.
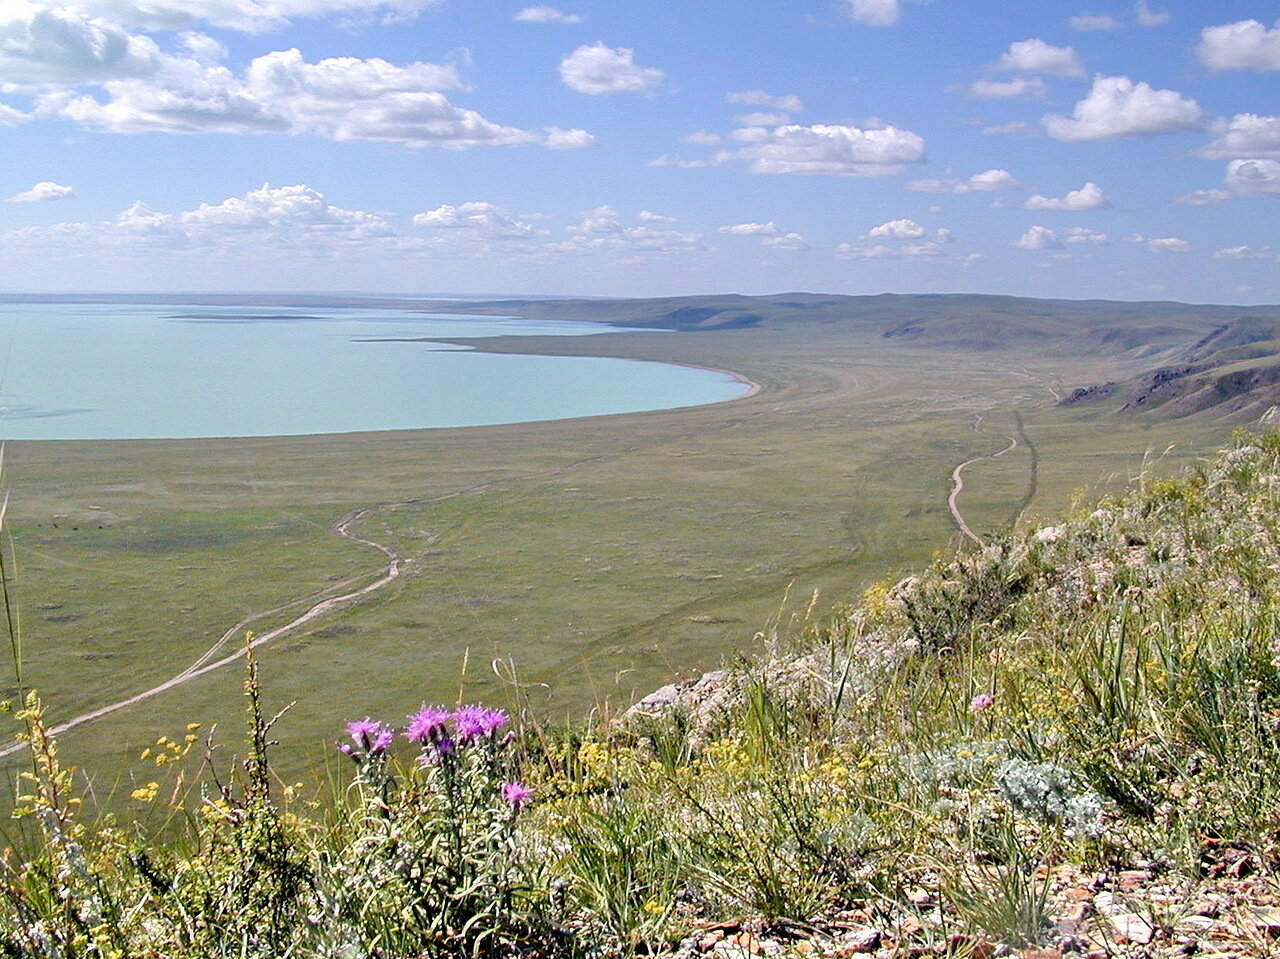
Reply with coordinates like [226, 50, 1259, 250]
[0, 508, 402, 759]
[947, 417, 1018, 547]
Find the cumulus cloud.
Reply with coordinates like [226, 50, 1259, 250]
[1043, 75, 1204, 141]
[543, 126, 594, 149]
[1133, 0, 1168, 27]
[729, 122, 925, 176]
[1071, 14, 1121, 31]
[8, 180, 75, 202]
[515, 6, 583, 24]
[761, 232, 809, 251]
[1066, 227, 1109, 244]
[866, 218, 925, 239]
[412, 201, 543, 238]
[1025, 181, 1111, 211]
[7, 0, 442, 36]
[559, 42, 663, 95]
[4, 184, 401, 255]
[907, 169, 1022, 194]
[727, 90, 804, 112]
[1176, 188, 1232, 206]
[0, 7, 164, 89]
[1201, 113, 1280, 159]
[718, 221, 778, 236]
[846, 0, 900, 27]
[551, 205, 705, 255]
[1224, 158, 1280, 196]
[39, 46, 571, 149]
[1148, 236, 1191, 253]
[1015, 225, 1062, 250]
[836, 241, 944, 258]
[648, 151, 733, 169]
[968, 78, 1045, 99]
[1213, 245, 1272, 260]
[994, 39, 1086, 77]
[982, 121, 1034, 136]
[1197, 19, 1280, 71]
[638, 210, 676, 222]
[736, 111, 791, 126]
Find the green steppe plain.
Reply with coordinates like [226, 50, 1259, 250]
[0, 311, 1236, 796]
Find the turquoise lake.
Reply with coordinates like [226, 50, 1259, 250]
[0, 302, 749, 440]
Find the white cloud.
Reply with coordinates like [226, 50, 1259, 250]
[8, 180, 74, 202]
[1148, 236, 1191, 253]
[0, 104, 28, 124]
[1015, 225, 1062, 250]
[683, 130, 722, 145]
[412, 201, 543, 238]
[515, 6, 583, 24]
[1213, 245, 1271, 260]
[551, 205, 705, 255]
[543, 127, 594, 149]
[968, 78, 1045, 99]
[907, 168, 1021, 194]
[0, 7, 163, 89]
[1197, 19, 1280, 71]
[40, 47, 566, 149]
[1133, 1, 1168, 27]
[995, 39, 1086, 77]
[736, 111, 791, 126]
[718, 221, 778, 236]
[1224, 158, 1280, 196]
[559, 42, 663, 95]
[866, 218, 925, 239]
[1025, 181, 1111, 211]
[638, 210, 676, 222]
[982, 121, 1034, 136]
[1066, 227, 1109, 244]
[9, 0, 442, 35]
[836, 241, 944, 258]
[1201, 113, 1280, 159]
[846, 0, 900, 27]
[729, 122, 925, 176]
[1071, 14, 1121, 31]
[648, 151, 733, 169]
[727, 90, 803, 112]
[761, 232, 809, 251]
[1176, 188, 1231, 206]
[1043, 75, 1204, 141]
[4, 184, 402, 255]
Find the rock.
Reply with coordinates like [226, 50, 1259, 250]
[1108, 913, 1155, 945]
[844, 928, 882, 953]
[1252, 906, 1280, 937]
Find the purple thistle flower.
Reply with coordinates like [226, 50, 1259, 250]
[454, 705, 509, 743]
[501, 780, 534, 810]
[405, 705, 452, 744]
[969, 693, 995, 713]
[416, 736, 455, 767]
[370, 726, 394, 755]
[346, 717, 394, 755]
[337, 742, 356, 759]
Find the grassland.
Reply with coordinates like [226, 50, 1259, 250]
[0, 294, 1259, 793]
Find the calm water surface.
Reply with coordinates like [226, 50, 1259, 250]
[0, 303, 748, 439]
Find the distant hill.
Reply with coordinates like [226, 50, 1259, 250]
[444, 292, 1273, 350]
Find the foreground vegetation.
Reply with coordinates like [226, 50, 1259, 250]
[6, 430, 1280, 957]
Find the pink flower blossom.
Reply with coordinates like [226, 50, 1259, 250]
[454, 705, 509, 742]
[970, 693, 995, 713]
[501, 780, 534, 809]
[405, 706, 451, 744]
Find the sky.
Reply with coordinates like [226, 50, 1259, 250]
[0, 0, 1277, 303]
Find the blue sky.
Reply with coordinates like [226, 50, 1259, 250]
[0, 0, 1277, 302]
